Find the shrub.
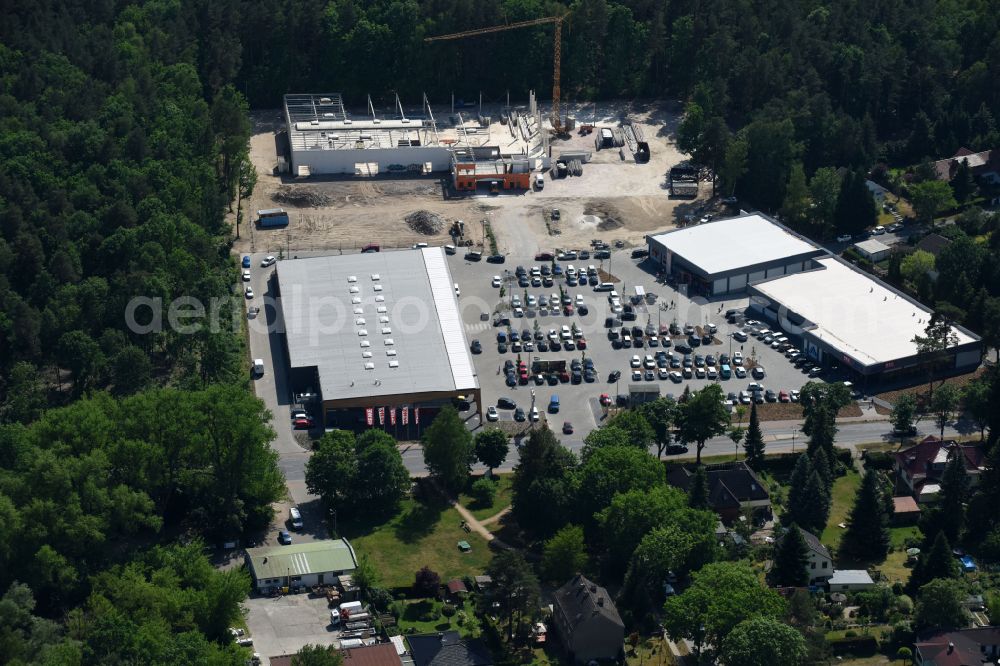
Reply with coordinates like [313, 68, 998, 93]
[845, 630, 858, 638]
[470, 477, 496, 507]
[442, 604, 457, 617]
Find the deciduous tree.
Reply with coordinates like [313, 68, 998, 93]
[541, 525, 588, 583]
[474, 428, 509, 472]
[677, 384, 730, 464]
[720, 616, 808, 666]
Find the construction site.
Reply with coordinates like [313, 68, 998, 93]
[240, 14, 713, 258]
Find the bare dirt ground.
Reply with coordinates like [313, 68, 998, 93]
[237, 100, 708, 258]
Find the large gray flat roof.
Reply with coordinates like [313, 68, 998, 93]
[648, 214, 820, 275]
[277, 249, 478, 401]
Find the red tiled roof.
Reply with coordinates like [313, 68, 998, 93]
[342, 643, 403, 666]
[446, 579, 467, 594]
[894, 436, 984, 481]
[893, 496, 920, 514]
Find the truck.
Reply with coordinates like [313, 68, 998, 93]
[531, 358, 567, 374]
[257, 208, 290, 228]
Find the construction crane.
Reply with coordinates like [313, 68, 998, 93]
[425, 14, 568, 132]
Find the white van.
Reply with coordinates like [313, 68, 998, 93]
[535, 173, 544, 190]
[444, 244, 456, 255]
[595, 282, 614, 292]
[289, 507, 303, 530]
[252, 359, 264, 376]
[608, 290, 620, 302]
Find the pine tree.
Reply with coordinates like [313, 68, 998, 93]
[770, 524, 811, 587]
[811, 449, 832, 490]
[841, 469, 891, 562]
[937, 451, 970, 543]
[911, 532, 960, 591]
[801, 471, 832, 534]
[689, 465, 710, 509]
[786, 454, 813, 522]
[743, 402, 765, 470]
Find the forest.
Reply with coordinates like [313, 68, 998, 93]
[2, 0, 1000, 662]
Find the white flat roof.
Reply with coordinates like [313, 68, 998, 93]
[648, 214, 819, 275]
[276, 249, 478, 401]
[854, 238, 891, 254]
[829, 570, 874, 585]
[752, 257, 977, 367]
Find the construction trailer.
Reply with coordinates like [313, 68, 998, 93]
[452, 149, 532, 192]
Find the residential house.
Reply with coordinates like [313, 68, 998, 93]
[342, 643, 404, 666]
[916, 233, 952, 259]
[244, 538, 358, 593]
[827, 570, 876, 592]
[776, 528, 833, 584]
[552, 575, 625, 663]
[865, 179, 890, 203]
[407, 631, 492, 666]
[932, 147, 1000, 185]
[894, 436, 985, 503]
[914, 626, 1000, 665]
[666, 461, 772, 524]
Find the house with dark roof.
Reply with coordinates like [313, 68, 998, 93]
[932, 147, 1000, 185]
[916, 233, 952, 259]
[776, 528, 832, 583]
[666, 461, 772, 524]
[894, 436, 985, 503]
[407, 631, 492, 666]
[552, 575, 625, 663]
[914, 626, 1000, 665]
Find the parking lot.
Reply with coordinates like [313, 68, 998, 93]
[449, 245, 830, 454]
[244, 593, 340, 661]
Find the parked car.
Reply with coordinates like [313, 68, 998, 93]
[470, 339, 482, 354]
[836, 234, 852, 243]
[486, 406, 499, 421]
[242, 256, 251, 268]
[244, 286, 254, 299]
[278, 530, 292, 545]
[562, 421, 574, 434]
[513, 407, 526, 421]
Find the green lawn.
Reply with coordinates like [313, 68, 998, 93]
[821, 470, 862, 550]
[458, 474, 513, 522]
[395, 597, 481, 637]
[879, 526, 921, 584]
[345, 496, 493, 589]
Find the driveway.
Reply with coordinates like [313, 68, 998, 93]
[244, 593, 339, 663]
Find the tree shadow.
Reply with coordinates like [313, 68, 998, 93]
[393, 499, 446, 544]
[402, 599, 435, 621]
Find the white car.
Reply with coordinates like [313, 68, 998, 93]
[873, 225, 886, 235]
[734, 366, 747, 378]
[707, 367, 718, 379]
[632, 370, 642, 381]
[669, 371, 683, 383]
[244, 286, 254, 299]
[529, 406, 540, 422]
[454, 283, 461, 297]
[752, 366, 766, 379]
[739, 391, 751, 404]
[575, 294, 584, 306]
[643, 355, 656, 369]
[527, 295, 537, 307]
[658, 367, 669, 379]
[630, 355, 641, 368]
[790, 390, 801, 403]
[513, 307, 524, 317]
[733, 351, 744, 365]
[695, 367, 706, 378]
[242, 270, 251, 282]
[486, 407, 500, 422]
[492, 275, 502, 288]
[511, 296, 522, 307]
[261, 255, 276, 267]
[836, 234, 852, 243]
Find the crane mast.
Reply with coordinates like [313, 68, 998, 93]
[425, 14, 567, 131]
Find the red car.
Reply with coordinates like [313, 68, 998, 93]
[535, 252, 554, 261]
[577, 338, 587, 349]
[778, 390, 790, 403]
[564, 305, 574, 315]
[559, 370, 570, 382]
[519, 371, 529, 384]
[293, 417, 315, 429]
[599, 393, 612, 406]
[562, 421, 574, 434]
